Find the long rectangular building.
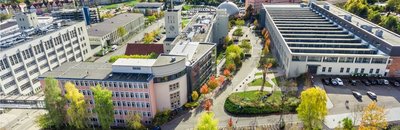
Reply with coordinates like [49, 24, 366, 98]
[259, 3, 395, 77]
[0, 13, 92, 95]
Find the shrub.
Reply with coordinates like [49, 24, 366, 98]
[108, 53, 157, 63]
[184, 102, 200, 108]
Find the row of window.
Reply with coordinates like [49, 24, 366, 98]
[169, 82, 179, 92]
[293, 56, 388, 64]
[0, 58, 10, 71]
[112, 91, 149, 99]
[9, 54, 23, 66]
[154, 69, 186, 83]
[69, 80, 149, 89]
[322, 67, 381, 74]
[112, 101, 150, 108]
[114, 110, 152, 117]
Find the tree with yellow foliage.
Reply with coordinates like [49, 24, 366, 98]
[359, 101, 388, 130]
[64, 82, 88, 129]
[297, 87, 327, 130]
[196, 112, 218, 130]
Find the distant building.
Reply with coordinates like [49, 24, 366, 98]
[0, 13, 92, 95]
[213, 9, 229, 45]
[39, 42, 215, 127]
[165, 9, 181, 39]
[133, 2, 164, 16]
[15, 12, 39, 30]
[51, 7, 101, 25]
[217, 1, 240, 16]
[87, 13, 145, 47]
[245, 0, 301, 13]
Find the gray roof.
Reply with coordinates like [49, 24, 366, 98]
[87, 13, 144, 37]
[217, 1, 239, 16]
[153, 55, 186, 66]
[169, 42, 215, 66]
[0, 21, 17, 31]
[134, 2, 164, 8]
[39, 62, 152, 82]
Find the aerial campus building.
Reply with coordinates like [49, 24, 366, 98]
[260, 2, 400, 78]
[0, 12, 92, 95]
[39, 42, 216, 126]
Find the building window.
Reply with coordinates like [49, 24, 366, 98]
[369, 69, 373, 74]
[169, 82, 179, 91]
[346, 68, 350, 73]
[323, 57, 338, 62]
[322, 67, 326, 72]
[355, 68, 359, 73]
[328, 67, 332, 72]
[361, 68, 365, 73]
[376, 69, 380, 74]
[340, 68, 344, 73]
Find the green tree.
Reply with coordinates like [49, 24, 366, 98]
[65, 82, 88, 129]
[380, 16, 398, 32]
[253, 19, 259, 29]
[341, 117, 354, 130]
[385, 0, 400, 12]
[126, 112, 146, 130]
[239, 40, 252, 53]
[147, 15, 157, 23]
[117, 26, 127, 40]
[344, 0, 369, 18]
[235, 19, 245, 26]
[143, 32, 155, 44]
[296, 87, 328, 130]
[196, 112, 218, 130]
[226, 45, 243, 67]
[152, 110, 171, 126]
[91, 85, 114, 129]
[367, 10, 382, 24]
[192, 91, 199, 101]
[36, 78, 66, 129]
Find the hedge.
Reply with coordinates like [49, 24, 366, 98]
[224, 96, 299, 115]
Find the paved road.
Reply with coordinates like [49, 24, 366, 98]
[94, 18, 165, 63]
[162, 26, 300, 129]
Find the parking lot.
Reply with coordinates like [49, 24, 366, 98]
[315, 76, 400, 114]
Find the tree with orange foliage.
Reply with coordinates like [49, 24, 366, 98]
[223, 69, 231, 77]
[200, 84, 209, 94]
[208, 78, 219, 90]
[359, 101, 388, 130]
[261, 63, 273, 92]
[226, 63, 236, 72]
[203, 99, 212, 111]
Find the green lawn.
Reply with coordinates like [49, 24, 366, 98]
[255, 72, 263, 76]
[100, 0, 138, 9]
[182, 5, 193, 11]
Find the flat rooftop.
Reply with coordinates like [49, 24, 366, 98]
[0, 20, 81, 52]
[169, 42, 214, 65]
[134, 2, 164, 8]
[171, 13, 214, 46]
[316, 2, 400, 46]
[113, 58, 157, 67]
[87, 13, 143, 37]
[264, 4, 387, 56]
[39, 62, 152, 82]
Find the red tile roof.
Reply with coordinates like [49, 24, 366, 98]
[125, 43, 164, 55]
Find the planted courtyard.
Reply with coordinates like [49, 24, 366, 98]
[224, 90, 300, 115]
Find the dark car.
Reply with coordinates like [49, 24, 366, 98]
[362, 79, 371, 86]
[352, 91, 362, 99]
[349, 79, 357, 86]
[369, 79, 377, 85]
[322, 78, 330, 85]
[366, 91, 377, 100]
[330, 78, 338, 86]
[391, 80, 400, 87]
[376, 79, 384, 85]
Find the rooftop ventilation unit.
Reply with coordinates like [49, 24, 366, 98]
[375, 29, 383, 38]
[344, 15, 352, 22]
[360, 25, 372, 32]
[323, 4, 330, 10]
[170, 57, 176, 62]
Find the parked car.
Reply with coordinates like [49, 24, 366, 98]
[369, 79, 377, 85]
[362, 79, 371, 86]
[330, 78, 338, 86]
[322, 78, 330, 85]
[352, 91, 362, 99]
[391, 80, 400, 87]
[376, 79, 384, 85]
[336, 78, 344, 86]
[111, 45, 118, 52]
[383, 79, 389, 85]
[349, 79, 357, 86]
[366, 91, 377, 100]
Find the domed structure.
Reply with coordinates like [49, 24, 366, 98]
[217, 1, 239, 16]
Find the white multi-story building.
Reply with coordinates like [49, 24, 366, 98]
[0, 16, 92, 95]
[260, 4, 391, 77]
[165, 9, 181, 39]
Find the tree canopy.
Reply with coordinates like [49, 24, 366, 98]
[91, 85, 114, 129]
[65, 82, 88, 129]
[126, 113, 146, 130]
[196, 112, 218, 130]
[359, 102, 388, 130]
[296, 87, 328, 130]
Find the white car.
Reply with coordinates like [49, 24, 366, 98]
[336, 78, 344, 86]
[366, 91, 377, 100]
